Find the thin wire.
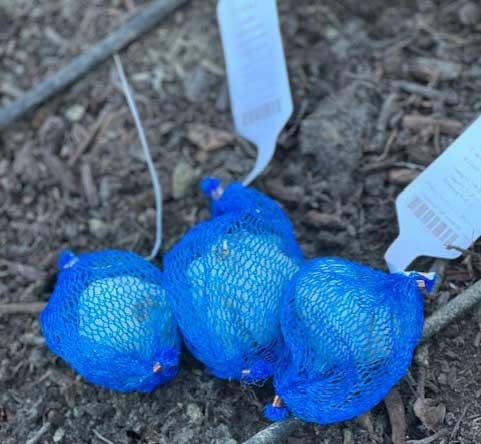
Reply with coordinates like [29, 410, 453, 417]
[113, 53, 162, 260]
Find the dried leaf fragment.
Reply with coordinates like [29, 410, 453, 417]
[187, 124, 235, 151]
[413, 398, 446, 432]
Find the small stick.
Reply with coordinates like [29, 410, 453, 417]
[450, 404, 469, 440]
[81, 162, 100, 207]
[406, 428, 448, 444]
[421, 278, 481, 341]
[243, 417, 303, 444]
[68, 109, 112, 166]
[428, 259, 447, 295]
[93, 430, 115, 444]
[0, 302, 46, 315]
[392, 80, 458, 105]
[0, 0, 190, 131]
[384, 388, 407, 444]
[26, 423, 51, 444]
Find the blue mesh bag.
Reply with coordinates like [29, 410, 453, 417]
[41, 250, 180, 392]
[164, 177, 303, 383]
[265, 257, 424, 423]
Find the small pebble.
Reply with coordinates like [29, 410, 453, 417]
[172, 427, 195, 444]
[209, 424, 237, 444]
[39, 115, 66, 147]
[138, 208, 156, 225]
[28, 348, 46, 369]
[186, 403, 203, 425]
[183, 64, 220, 104]
[88, 218, 109, 238]
[215, 82, 230, 112]
[0, 159, 9, 176]
[99, 177, 112, 203]
[459, 2, 481, 25]
[343, 429, 354, 444]
[437, 372, 448, 385]
[324, 26, 339, 40]
[65, 104, 86, 123]
[47, 409, 65, 427]
[53, 428, 65, 443]
[388, 168, 419, 186]
[172, 161, 195, 200]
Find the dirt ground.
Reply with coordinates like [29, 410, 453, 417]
[1, 0, 481, 443]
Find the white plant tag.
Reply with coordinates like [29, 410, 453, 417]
[385, 116, 481, 272]
[217, 0, 293, 186]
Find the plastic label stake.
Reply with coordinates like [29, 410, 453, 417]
[385, 116, 481, 272]
[217, 0, 293, 186]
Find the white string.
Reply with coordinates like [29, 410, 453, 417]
[113, 54, 162, 261]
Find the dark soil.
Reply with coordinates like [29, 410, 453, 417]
[1, 0, 481, 443]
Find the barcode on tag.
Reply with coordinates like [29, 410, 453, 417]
[407, 196, 458, 245]
[385, 115, 481, 272]
[242, 98, 282, 126]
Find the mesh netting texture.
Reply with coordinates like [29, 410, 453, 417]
[41, 250, 180, 392]
[268, 257, 424, 424]
[164, 178, 304, 383]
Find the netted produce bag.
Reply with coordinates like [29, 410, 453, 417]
[265, 257, 425, 423]
[164, 177, 304, 382]
[41, 250, 180, 392]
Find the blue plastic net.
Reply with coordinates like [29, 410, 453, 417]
[267, 257, 424, 424]
[41, 250, 180, 392]
[164, 178, 303, 383]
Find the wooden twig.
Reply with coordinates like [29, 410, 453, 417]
[68, 108, 113, 166]
[0, 0, 190, 131]
[428, 259, 447, 295]
[421, 278, 481, 341]
[406, 428, 448, 444]
[242, 277, 481, 444]
[243, 417, 303, 444]
[25, 423, 51, 444]
[81, 162, 100, 207]
[93, 430, 115, 444]
[384, 388, 407, 444]
[392, 80, 458, 105]
[0, 302, 46, 315]
[450, 404, 469, 440]
[402, 114, 463, 137]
